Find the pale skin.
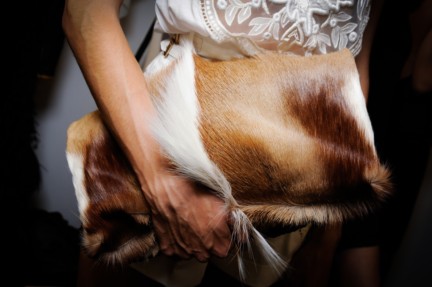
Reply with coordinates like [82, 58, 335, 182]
[63, 0, 383, 285]
[62, 0, 231, 263]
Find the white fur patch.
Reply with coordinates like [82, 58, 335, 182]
[149, 36, 232, 200]
[343, 72, 375, 149]
[66, 152, 89, 220]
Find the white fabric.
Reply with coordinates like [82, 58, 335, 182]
[132, 225, 311, 287]
[131, 256, 207, 287]
[211, 224, 311, 287]
[155, 0, 371, 57]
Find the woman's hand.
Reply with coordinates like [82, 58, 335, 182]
[144, 169, 232, 262]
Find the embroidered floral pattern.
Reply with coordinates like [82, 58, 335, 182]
[200, 0, 370, 56]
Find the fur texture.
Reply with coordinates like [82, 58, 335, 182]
[66, 36, 392, 280]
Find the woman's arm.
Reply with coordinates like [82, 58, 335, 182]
[355, 0, 385, 99]
[62, 0, 231, 262]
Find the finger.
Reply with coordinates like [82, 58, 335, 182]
[205, 209, 232, 258]
[154, 222, 175, 256]
[171, 219, 212, 262]
[169, 243, 191, 259]
[160, 242, 191, 259]
[153, 215, 192, 259]
[153, 216, 177, 254]
[168, 209, 210, 257]
[204, 216, 231, 256]
[192, 250, 210, 263]
[210, 231, 232, 257]
[169, 216, 195, 253]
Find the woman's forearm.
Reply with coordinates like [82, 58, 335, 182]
[63, 0, 163, 185]
[355, 0, 385, 99]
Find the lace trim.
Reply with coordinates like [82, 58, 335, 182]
[200, 0, 230, 42]
[200, 0, 371, 56]
[200, 0, 264, 55]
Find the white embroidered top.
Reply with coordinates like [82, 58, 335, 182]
[155, 0, 371, 57]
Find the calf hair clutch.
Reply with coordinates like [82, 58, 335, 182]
[66, 35, 391, 275]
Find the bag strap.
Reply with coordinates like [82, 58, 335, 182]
[134, 17, 157, 62]
[163, 34, 180, 58]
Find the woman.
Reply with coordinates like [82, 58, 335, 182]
[63, 0, 384, 286]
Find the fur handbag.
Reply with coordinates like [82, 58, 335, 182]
[66, 34, 391, 276]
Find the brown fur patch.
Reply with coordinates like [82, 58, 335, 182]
[67, 111, 158, 264]
[193, 49, 390, 225]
